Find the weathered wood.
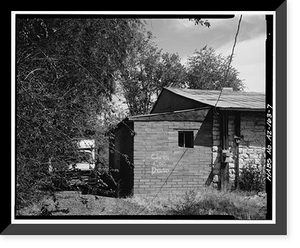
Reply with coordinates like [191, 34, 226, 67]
[151, 88, 209, 114]
[219, 110, 230, 191]
[205, 170, 214, 186]
[220, 162, 229, 191]
[129, 108, 211, 122]
[234, 111, 241, 190]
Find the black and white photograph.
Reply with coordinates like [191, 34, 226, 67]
[5, 6, 287, 236]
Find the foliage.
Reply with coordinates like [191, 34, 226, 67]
[119, 29, 160, 115]
[156, 52, 187, 91]
[168, 190, 199, 215]
[39, 192, 70, 216]
[119, 26, 186, 115]
[17, 188, 266, 219]
[120, 43, 244, 116]
[238, 160, 266, 192]
[16, 17, 142, 209]
[189, 18, 211, 28]
[166, 189, 266, 219]
[186, 46, 245, 91]
[15, 18, 247, 210]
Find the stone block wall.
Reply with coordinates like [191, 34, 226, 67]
[239, 112, 266, 169]
[133, 121, 212, 195]
[211, 111, 265, 187]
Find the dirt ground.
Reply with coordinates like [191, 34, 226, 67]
[17, 189, 266, 219]
[17, 191, 159, 216]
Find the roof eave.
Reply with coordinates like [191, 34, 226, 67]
[129, 106, 211, 120]
[218, 107, 266, 111]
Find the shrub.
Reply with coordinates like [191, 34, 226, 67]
[168, 190, 199, 215]
[238, 160, 265, 192]
[16, 18, 143, 210]
[166, 188, 266, 219]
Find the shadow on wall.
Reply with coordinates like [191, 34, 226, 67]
[194, 109, 213, 147]
[109, 121, 134, 197]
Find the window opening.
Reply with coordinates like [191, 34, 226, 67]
[178, 131, 194, 148]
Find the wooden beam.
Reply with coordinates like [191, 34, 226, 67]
[219, 110, 229, 191]
[234, 111, 241, 190]
[129, 108, 210, 122]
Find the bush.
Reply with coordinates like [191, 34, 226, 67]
[166, 189, 266, 219]
[168, 190, 199, 215]
[238, 160, 265, 192]
[16, 18, 142, 210]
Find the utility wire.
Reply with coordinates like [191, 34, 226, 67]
[214, 15, 243, 112]
[138, 147, 189, 214]
[138, 131, 201, 214]
[135, 16, 243, 214]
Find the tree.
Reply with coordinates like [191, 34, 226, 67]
[119, 28, 161, 116]
[119, 28, 186, 116]
[186, 46, 245, 91]
[189, 18, 211, 28]
[155, 52, 187, 94]
[16, 17, 141, 208]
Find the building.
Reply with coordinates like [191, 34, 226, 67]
[109, 87, 266, 196]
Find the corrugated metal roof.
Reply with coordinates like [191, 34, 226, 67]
[165, 87, 265, 110]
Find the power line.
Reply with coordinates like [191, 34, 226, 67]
[226, 15, 243, 81]
[137, 16, 243, 214]
[137, 130, 202, 214]
[138, 147, 189, 214]
[214, 15, 243, 112]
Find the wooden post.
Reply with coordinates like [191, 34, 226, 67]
[219, 110, 229, 191]
[234, 111, 241, 190]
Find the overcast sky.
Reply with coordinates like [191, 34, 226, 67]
[144, 15, 266, 92]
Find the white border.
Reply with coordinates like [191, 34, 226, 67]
[12, 219, 273, 224]
[11, 11, 16, 225]
[11, 10, 276, 225]
[12, 11, 275, 15]
[272, 13, 277, 222]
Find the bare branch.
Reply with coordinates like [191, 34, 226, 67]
[24, 68, 43, 80]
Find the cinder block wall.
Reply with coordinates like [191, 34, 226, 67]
[133, 121, 212, 195]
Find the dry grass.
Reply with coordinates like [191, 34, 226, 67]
[17, 188, 267, 219]
[125, 188, 267, 219]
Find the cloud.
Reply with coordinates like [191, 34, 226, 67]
[144, 17, 266, 92]
[171, 19, 196, 31]
[208, 14, 266, 49]
[216, 33, 265, 64]
[216, 33, 266, 92]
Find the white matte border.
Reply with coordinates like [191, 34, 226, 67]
[11, 10, 276, 225]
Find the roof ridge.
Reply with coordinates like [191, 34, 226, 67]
[166, 87, 265, 95]
[164, 87, 265, 110]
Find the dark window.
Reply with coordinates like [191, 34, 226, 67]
[178, 131, 194, 148]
